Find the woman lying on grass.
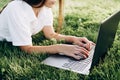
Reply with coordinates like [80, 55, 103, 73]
[0, 0, 94, 60]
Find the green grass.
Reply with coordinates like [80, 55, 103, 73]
[0, 0, 120, 80]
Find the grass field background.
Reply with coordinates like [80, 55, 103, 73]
[0, 0, 120, 80]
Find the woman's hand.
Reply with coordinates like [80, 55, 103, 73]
[72, 37, 95, 51]
[58, 44, 90, 60]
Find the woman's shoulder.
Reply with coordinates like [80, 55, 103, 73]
[40, 6, 53, 15]
[43, 6, 52, 12]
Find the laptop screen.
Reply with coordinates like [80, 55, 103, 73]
[91, 10, 120, 68]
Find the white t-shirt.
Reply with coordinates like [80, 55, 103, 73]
[0, 0, 53, 46]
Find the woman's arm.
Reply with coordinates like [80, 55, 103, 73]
[19, 25, 92, 60]
[20, 45, 60, 54]
[42, 26, 76, 42]
[42, 26, 92, 50]
[20, 44, 89, 60]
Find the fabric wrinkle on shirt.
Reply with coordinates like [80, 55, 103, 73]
[0, 0, 53, 46]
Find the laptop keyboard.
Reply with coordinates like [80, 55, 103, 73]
[62, 46, 95, 72]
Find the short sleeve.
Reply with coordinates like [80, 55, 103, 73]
[44, 8, 53, 26]
[38, 6, 53, 27]
[6, 2, 32, 46]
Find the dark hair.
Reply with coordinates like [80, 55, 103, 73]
[23, 0, 46, 8]
[0, 0, 45, 13]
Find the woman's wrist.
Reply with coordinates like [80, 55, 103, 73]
[55, 44, 70, 55]
[53, 44, 64, 53]
[65, 36, 77, 43]
[47, 44, 65, 54]
[53, 44, 67, 54]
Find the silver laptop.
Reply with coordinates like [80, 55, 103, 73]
[42, 10, 120, 75]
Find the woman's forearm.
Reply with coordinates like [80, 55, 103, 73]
[51, 33, 76, 43]
[43, 26, 76, 43]
[20, 44, 61, 54]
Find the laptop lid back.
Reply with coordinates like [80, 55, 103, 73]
[91, 11, 120, 68]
